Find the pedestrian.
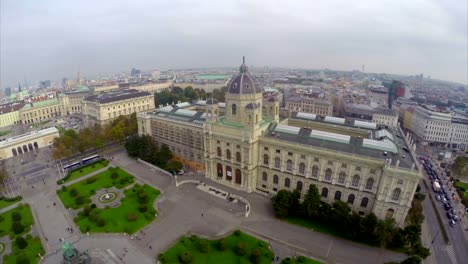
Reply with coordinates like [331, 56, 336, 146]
[53, 202, 56, 206]
[276, 256, 279, 261]
[149, 245, 152, 250]
[201, 213, 204, 217]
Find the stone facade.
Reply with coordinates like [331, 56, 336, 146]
[0, 127, 59, 159]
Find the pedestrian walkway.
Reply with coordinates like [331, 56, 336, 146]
[0, 201, 20, 214]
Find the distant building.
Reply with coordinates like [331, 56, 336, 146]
[4, 87, 11, 97]
[0, 101, 24, 128]
[62, 86, 91, 114]
[285, 96, 333, 116]
[344, 103, 398, 128]
[19, 96, 65, 125]
[83, 89, 154, 127]
[387, 81, 405, 109]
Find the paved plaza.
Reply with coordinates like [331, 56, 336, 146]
[0, 148, 409, 264]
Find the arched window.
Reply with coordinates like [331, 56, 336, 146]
[286, 160, 293, 171]
[296, 181, 303, 191]
[298, 163, 305, 175]
[275, 157, 281, 169]
[285, 178, 290, 188]
[321, 188, 328, 198]
[226, 149, 231, 160]
[235, 169, 242, 184]
[226, 166, 232, 181]
[338, 172, 346, 184]
[12, 148, 17, 156]
[365, 178, 374, 190]
[273, 175, 279, 184]
[324, 168, 332, 181]
[33, 142, 39, 149]
[263, 154, 269, 165]
[334, 191, 342, 201]
[236, 152, 241, 162]
[360, 197, 369, 208]
[347, 194, 355, 204]
[23, 145, 28, 152]
[351, 175, 360, 188]
[217, 147, 222, 157]
[312, 165, 319, 178]
[262, 172, 268, 181]
[28, 143, 33, 151]
[17, 146, 23, 155]
[232, 104, 237, 115]
[217, 163, 223, 178]
[391, 188, 401, 201]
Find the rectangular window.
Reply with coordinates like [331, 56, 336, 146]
[341, 164, 347, 168]
[264, 147, 269, 151]
[276, 149, 281, 153]
[288, 152, 293, 156]
[273, 188, 278, 192]
[370, 169, 376, 174]
[300, 155, 306, 159]
[226, 143, 230, 146]
[262, 184, 267, 188]
[355, 166, 361, 171]
[314, 158, 319, 162]
[327, 161, 333, 165]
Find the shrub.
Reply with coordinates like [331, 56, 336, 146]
[91, 165, 96, 168]
[127, 213, 138, 222]
[234, 242, 246, 256]
[250, 248, 262, 264]
[0, 215, 4, 222]
[12, 221, 25, 234]
[234, 230, 241, 236]
[217, 238, 227, 251]
[190, 235, 199, 242]
[199, 239, 210, 253]
[61, 185, 67, 192]
[119, 178, 128, 185]
[11, 211, 22, 222]
[281, 257, 293, 264]
[97, 218, 106, 227]
[179, 251, 193, 264]
[83, 206, 92, 216]
[181, 237, 191, 246]
[16, 255, 30, 264]
[75, 195, 86, 205]
[111, 171, 119, 179]
[158, 254, 166, 262]
[297, 256, 307, 263]
[139, 204, 148, 213]
[88, 211, 98, 222]
[15, 236, 28, 249]
[91, 203, 96, 209]
[85, 177, 97, 184]
[89, 189, 96, 195]
[69, 188, 78, 197]
[138, 192, 148, 204]
[80, 169, 83, 173]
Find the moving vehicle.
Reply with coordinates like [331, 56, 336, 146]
[63, 161, 81, 171]
[449, 219, 456, 227]
[433, 181, 441, 192]
[82, 154, 100, 165]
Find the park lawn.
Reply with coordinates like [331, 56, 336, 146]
[75, 184, 160, 234]
[455, 181, 468, 198]
[64, 159, 109, 183]
[0, 130, 11, 137]
[159, 231, 274, 264]
[3, 235, 45, 264]
[0, 204, 34, 239]
[286, 216, 343, 237]
[57, 167, 134, 209]
[281, 256, 322, 264]
[0, 198, 21, 210]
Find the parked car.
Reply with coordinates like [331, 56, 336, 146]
[446, 211, 453, 219]
[436, 195, 441, 201]
[442, 196, 447, 203]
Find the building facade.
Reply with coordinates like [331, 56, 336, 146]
[62, 86, 91, 114]
[0, 127, 59, 159]
[19, 97, 65, 124]
[285, 97, 333, 116]
[138, 58, 422, 226]
[411, 105, 452, 145]
[0, 101, 24, 128]
[83, 89, 154, 127]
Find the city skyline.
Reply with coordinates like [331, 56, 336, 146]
[1, 0, 467, 88]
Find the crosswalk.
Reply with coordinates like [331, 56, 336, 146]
[445, 244, 458, 264]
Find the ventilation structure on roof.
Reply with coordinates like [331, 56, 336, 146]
[296, 112, 317, 120]
[310, 130, 351, 144]
[324, 116, 345, 124]
[354, 120, 377, 130]
[375, 130, 394, 141]
[275, 125, 301, 135]
[175, 109, 197, 117]
[362, 138, 398, 153]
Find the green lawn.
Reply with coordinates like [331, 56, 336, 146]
[61, 159, 109, 184]
[286, 216, 342, 237]
[455, 181, 468, 198]
[159, 231, 274, 264]
[3, 235, 45, 264]
[0, 204, 34, 239]
[57, 167, 134, 209]
[75, 184, 160, 234]
[0, 197, 21, 210]
[281, 256, 322, 264]
[0, 130, 11, 137]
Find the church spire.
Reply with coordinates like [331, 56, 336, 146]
[239, 56, 248, 74]
[18, 83, 22, 92]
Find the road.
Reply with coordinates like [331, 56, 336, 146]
[417, 146, 468, 264]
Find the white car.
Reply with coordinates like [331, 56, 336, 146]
[436, 195, 441, 201]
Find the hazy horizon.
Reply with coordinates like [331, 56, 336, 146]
[1, 0, 467, 88]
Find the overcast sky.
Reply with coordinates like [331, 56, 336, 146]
[1, 0, 467, 88]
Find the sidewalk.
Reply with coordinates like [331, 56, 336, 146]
[0, 201, 20, 214]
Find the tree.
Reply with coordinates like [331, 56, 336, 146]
[401, 255, 422, 264]
[12, 221, 25, 234]
[179, 251, 193, 264]
[271, 190, 300, 218]
[360, 213, 378, 244]
[217, 239, 227, 251]
[0, 164, 8, 183]
[11, 211, 22, 222]
[199, 239, 210, 253]
[376, 218, 397, 248]
[250, 248, 262, 264]
[300, 185, 321, 218]
[165, 160, 183, 172]
[234, 242, 246, 256]
[15, 236, 28, 249]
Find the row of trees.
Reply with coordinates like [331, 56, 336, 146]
[52, 113, 138, 160]
[125, 135, 182, 172]
[154, 86, 226, 107]
[271, 186, 429, 260]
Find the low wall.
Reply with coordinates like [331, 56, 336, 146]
[137, 158, 172, 177]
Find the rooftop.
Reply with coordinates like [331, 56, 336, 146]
[22, 97, 60, 110]
[84, 89, 151, 104]
[0, 127, 59, 148]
